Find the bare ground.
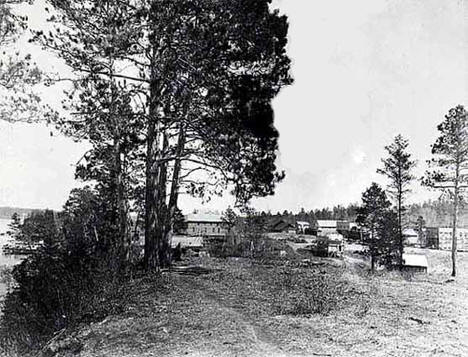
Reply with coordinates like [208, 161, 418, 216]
[44, 249, 468, 357]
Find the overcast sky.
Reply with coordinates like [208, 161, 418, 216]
[0, 0, 467, 212]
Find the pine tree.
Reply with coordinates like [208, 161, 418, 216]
[423, 105, 468, 277]
[41, 0, 292, 269]
[356, 183, 392, 271]
[7, 212, 22, 240]
[0, 0, 43, 122]
[377, 134, 416, 269]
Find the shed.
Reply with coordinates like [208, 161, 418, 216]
[402, 253, 428, 273]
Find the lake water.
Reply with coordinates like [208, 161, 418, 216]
[0, 218, 23, 298]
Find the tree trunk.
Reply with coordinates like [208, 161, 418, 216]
[156, 132, 171, 267]
[452, 177, 459, 277]
[397, 174, 403, 269]
[144, 71, 162, 270]
[114, 139, 129, 262]
[370, 222, 375, 272]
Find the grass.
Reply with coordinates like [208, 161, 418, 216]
[20, 244, 468, 357]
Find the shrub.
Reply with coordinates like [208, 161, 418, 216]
[0, 187, 131, 355]
[274, 269, 348, 315]
[0, 243, 128, 354]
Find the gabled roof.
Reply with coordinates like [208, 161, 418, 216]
[403, 228, 418, 237]
[271, 220, 295, 231]
[316, 220, 337, 228]
[185, 213, 223, 223]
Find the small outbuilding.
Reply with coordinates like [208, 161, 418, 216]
[401, 253, 428, 273]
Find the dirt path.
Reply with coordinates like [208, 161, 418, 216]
[45, 252, 468, 357]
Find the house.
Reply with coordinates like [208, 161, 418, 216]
[184, 213, 227, 237]
[403, 228, 419, 246]
[296, 221, 310, 233]
[337, 220, 350, 232]
[269, 219, 296, 234]
[438, 228, 468, 252]
[316, 220, 338, 236]
[402, 253, 428, 273]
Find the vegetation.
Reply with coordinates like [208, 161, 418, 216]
[357, 183, 395, 271]
[34, 0, 292, 270]
[0, 0, 43, 123]
[423, 105, 468, 277]
[377, 134, 416, 268]
[0, 187, 129, 354]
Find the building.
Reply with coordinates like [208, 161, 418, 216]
[316, 220, 337, 235]
[296, 221, 310, 233]
[438, 228, 468, 252]
[403, 228, 419, 246]
[337, 220, 350, 232]
[184, 213, 227, 237]
[425, 227, 439, 249]
[171, 236, 204, 250]
[269, 218, 296, 233]
[401, 253, 428, 273]
[315, 220, 350, 236]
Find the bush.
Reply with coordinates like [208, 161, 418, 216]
[0, 187, 132, 355]
[274, 269, 348, 315]
[0, 245, 128, 354]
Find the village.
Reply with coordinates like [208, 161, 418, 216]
[164, 209, 468, 275]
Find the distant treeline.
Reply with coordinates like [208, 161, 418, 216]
[259, 204, 360, 225]
[0, 207, 44, 220]
[407, 200, 468, 228]
[262, 199, 464, 228]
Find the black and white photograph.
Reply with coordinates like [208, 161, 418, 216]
[0, 0, 467, 356]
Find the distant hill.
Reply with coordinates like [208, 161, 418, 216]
[0, 207, 43, 220]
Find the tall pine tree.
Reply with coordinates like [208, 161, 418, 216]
[377, 134, 416, 268]
[423, 105, 468, 277]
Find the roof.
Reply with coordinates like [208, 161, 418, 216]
[272, 220, 295, 230]
[316, 220, 337, 228]
[185, 213, 223, 223]
[403, 228, 418, 237]
[402, 253, 428, 268]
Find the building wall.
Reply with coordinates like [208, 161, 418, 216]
[186, 221, 227, 236]
[337, 221, 350, 231]
[438, 228, 468, 252]
[425, 227, 439, 249]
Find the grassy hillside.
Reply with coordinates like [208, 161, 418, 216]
[35, 247, 468, 357]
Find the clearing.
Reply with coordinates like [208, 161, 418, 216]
[42, 247, 468, 357]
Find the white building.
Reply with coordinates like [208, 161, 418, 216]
[184, 213, 227, 237]
[438, 228, 468, 252]
[316, 220, 338, 236]
[296, 221, 310, 233]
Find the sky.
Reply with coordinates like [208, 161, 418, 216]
[0, 0, 467, 212]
